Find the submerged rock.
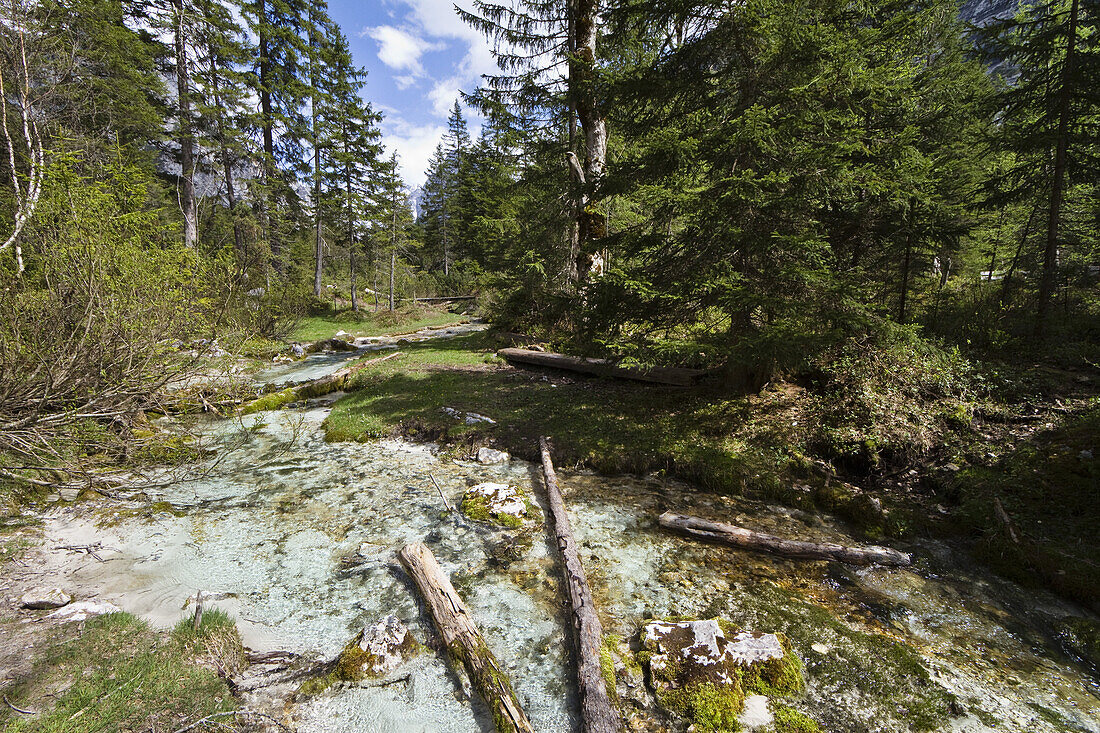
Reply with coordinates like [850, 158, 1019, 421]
[477, 447, 510, 464]
[20, 587, 71, 610]
[461, 482, 531, 528]
[637, 618, 803, 732]
[335, 615, 419, 679]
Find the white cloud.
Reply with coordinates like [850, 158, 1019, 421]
[428, 77, 464, 118]
[381, 117, 446, 186]
[362, 25, 443, 75]
[394, 75, 418, 90]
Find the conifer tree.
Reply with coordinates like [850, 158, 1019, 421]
[318, 27, 382, 311]
[191, 0, 256, 266]
[461, 0, 607, 286]
[980, 0, 1100, 337]
[239, 0, 310, 276]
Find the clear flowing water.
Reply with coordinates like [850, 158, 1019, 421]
[34, 338, 1100, 733]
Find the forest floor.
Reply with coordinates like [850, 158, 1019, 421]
[323, 329, 1100, 619]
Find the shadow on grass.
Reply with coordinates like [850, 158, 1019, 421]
[326, 364, 780, 493]
[954, 406, 1100, 612]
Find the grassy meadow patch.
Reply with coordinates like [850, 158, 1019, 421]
[1, 611, 242, 733]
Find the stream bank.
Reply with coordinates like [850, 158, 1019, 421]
[1, 328, 1098, 732]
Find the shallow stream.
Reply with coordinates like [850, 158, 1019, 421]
[34, 332, 1100, 732]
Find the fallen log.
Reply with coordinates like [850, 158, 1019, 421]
[498, 348, 706, 387]
[658, 511, 912, 566]
[398, 542, 533, 733]
[239, 351, 401, 414]
[540, 437, 621, 733]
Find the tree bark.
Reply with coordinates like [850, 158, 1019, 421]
[310, 19, 323, 298]
[539, 438, 621, 733]
[174, 0, 198, 249]
[498, 348, 705, 386]
[257, 0, 282, 275]
[206, 54, 245, 265]
[658, 512, 912, 566]
[567, 0, 607, 285]
[1036, 0, 1079, 339]
[398, 542, 534, 733]
[389, 250, 396, 312]
[0, 30, 44, 274]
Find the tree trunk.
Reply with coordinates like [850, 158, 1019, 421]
[539, 438, 621, 733]
[174, 0, 197, 249]
[257, 0, 281, 275]
[398, 542, 534, 733]
[311, 21, 323, 298]
[567, 0, 607, 285]
[658, 512, 912, 566]
[206, 54, 245, 265]
[1036, 0, 1079, 339]
[389, 250, 396, 312]
[498, 348, 705, 386]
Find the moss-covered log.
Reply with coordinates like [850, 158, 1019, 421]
[239, 351, 401, 414]
[540, 437, 621, 733]
[659, 512, 911, 566]
[498, 348, 706, 386]
[397, 542, 533, 733]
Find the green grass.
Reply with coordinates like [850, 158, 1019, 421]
[322, 332, 789, 493]
[289, 307, 468, 343]
[1, 612, 241, 732]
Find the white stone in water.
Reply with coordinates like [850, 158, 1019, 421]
[466, 482, 527, 520]
[47, 600, 122, 621]
[477, 447, 510, 464]
[20, 587, 71, 610]
[356, 614, 415, 676]
[739, 695, 773, 728]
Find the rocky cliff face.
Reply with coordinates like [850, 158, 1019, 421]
[961, 0, 1019, 27]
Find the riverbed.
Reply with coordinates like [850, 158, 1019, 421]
[29, 333, 1100, 732]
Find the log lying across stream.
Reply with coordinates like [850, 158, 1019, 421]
[658, 511, 912, 566]
[539, 437, 621, 733]
[398, 542, 534, 733]
[498, 348, 706, 387]
[239, 351, 401, 414]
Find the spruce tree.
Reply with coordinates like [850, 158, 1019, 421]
[980, 0, 1100, 337]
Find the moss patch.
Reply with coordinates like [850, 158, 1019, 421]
[1053, 616, 1100, 672]
[771, 705, 824, 733]
[639, 618, 806, 733]
[239, 387, 297, 415]
[660, 680, 745, 733]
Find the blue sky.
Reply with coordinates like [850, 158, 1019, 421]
[326, 0, 494, 188]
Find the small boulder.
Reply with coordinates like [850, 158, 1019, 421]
[477, 447, 510, 464]
[461, 482, 531, 527]
[639, 619, 802, 732]
[335, 615, 419, 680]
[291, 343, 306, 358]
[20, 587, 71, 610]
